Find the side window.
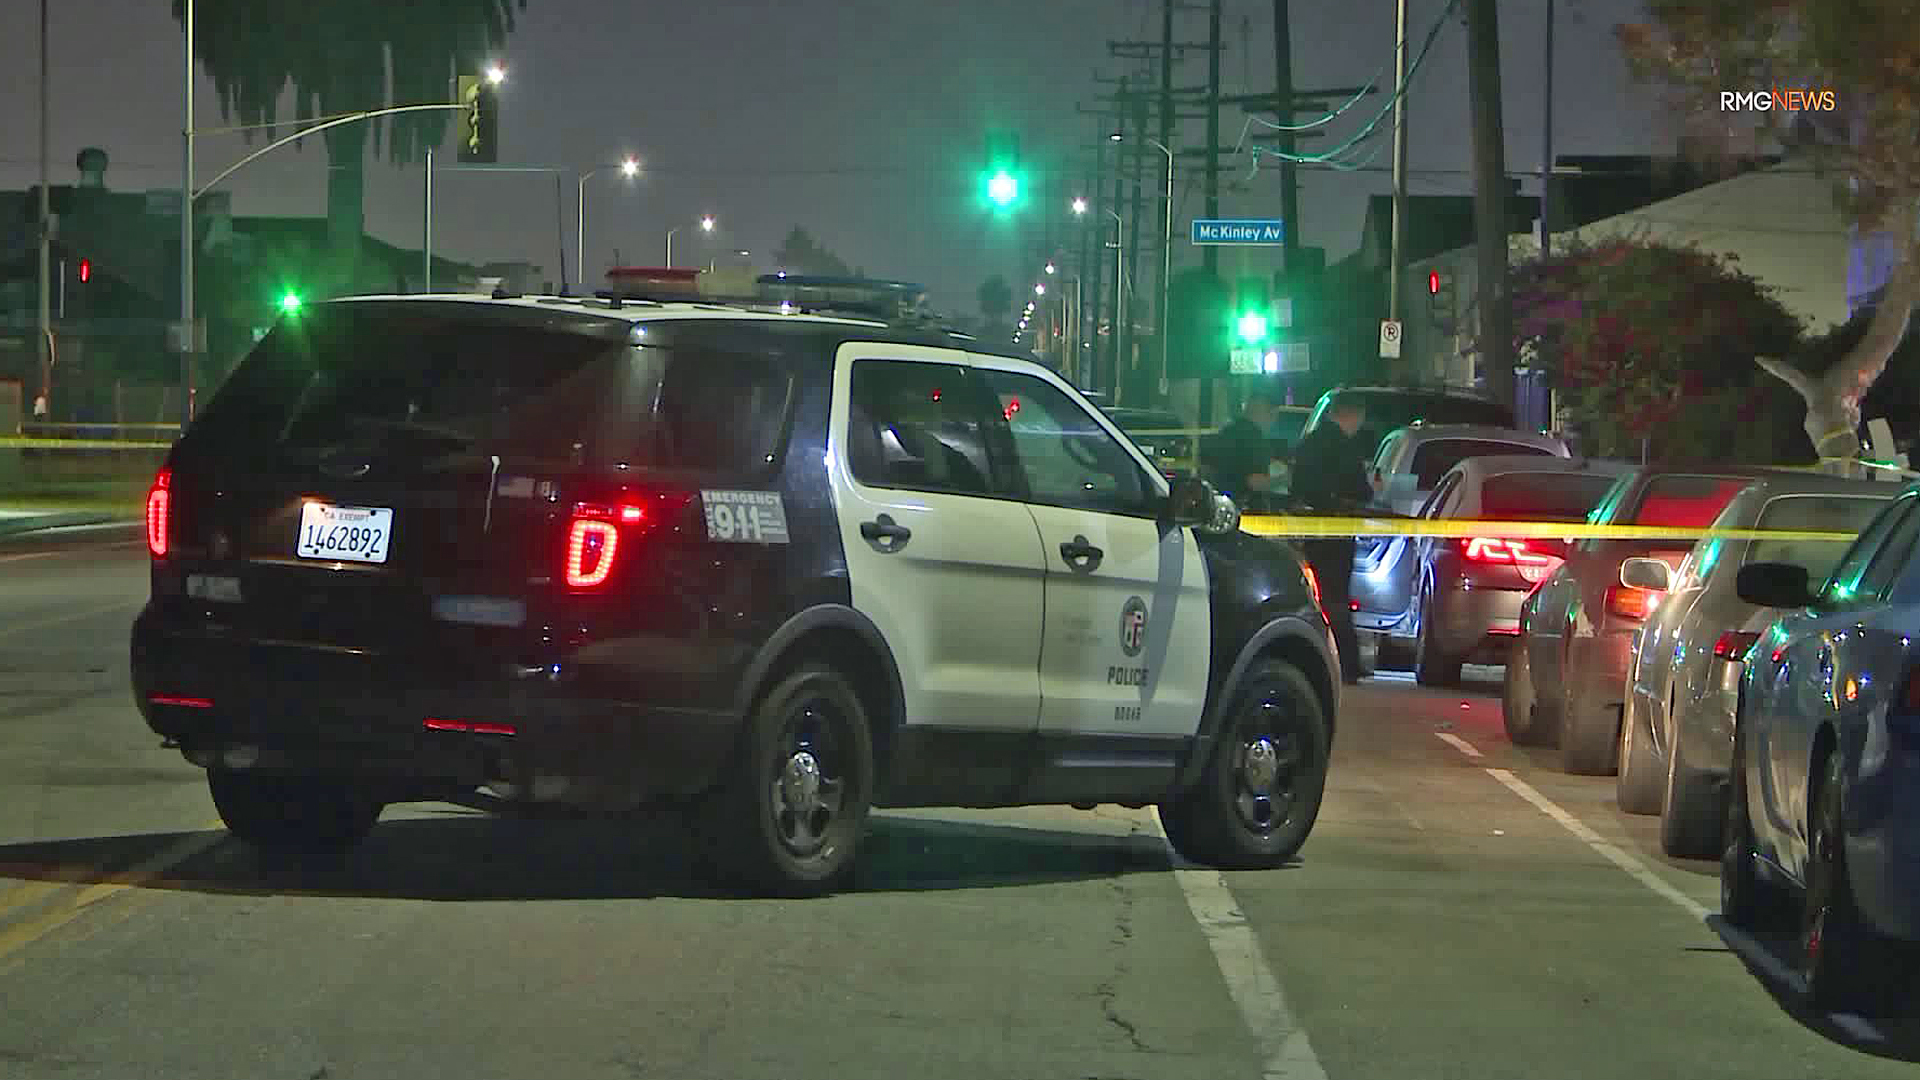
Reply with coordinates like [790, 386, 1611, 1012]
[1823, 495, 1917, 601]
[845, 360, 996, 497]
[979, 369, 1155, 516]
[1855, 499, 1920, 601]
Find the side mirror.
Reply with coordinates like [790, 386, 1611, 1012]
[1735, 561, 1814, 609]
[1165, 476, 1216, 527]
[1620, 557, 1672, 592]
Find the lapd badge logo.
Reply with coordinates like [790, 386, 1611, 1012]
[1120, 596, 1148, 657]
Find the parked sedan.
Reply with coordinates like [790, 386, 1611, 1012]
[1106, 407, 1198, 479]
[1503, 464, 1804, 774]
[1617, 476, 1896, 858]
[1723, 486, 1920, 1014]
[1366, 455, 1632, 684]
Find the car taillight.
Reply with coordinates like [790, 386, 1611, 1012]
[561, 492, 689, 590]
[1606, 584, 1661, 620]
[1460, 537, 1554, 566]
[1712, 630, 1761, 663]
[1300, 563, 1328, 624]
[146, 467, 171, 558]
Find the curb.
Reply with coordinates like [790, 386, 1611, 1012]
[0, 512, 125, 539]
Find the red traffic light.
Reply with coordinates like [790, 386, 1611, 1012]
[1427, 270, 1439, 295]
[78, 258, 92, 283]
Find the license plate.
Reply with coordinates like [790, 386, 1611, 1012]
[296, 502, 393, 564]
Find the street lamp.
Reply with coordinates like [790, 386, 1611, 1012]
[576, 155, 639, 287]
[1071, 197, 1088, 216]
[1111, 131, 1174, 398]
[1034, 283, 1045, 296]
[667, 216, 716, 266]
[1044, 262, 1056, 275]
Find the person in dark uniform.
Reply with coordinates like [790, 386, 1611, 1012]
[1288, 399, 1375, 684]
[1204, 387, 1281, 503]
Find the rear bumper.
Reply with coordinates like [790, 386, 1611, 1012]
[1429, 584, 1529, 661]
[130, 602, 740, 808]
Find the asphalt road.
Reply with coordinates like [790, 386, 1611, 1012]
[2, 531, 1917, 1080]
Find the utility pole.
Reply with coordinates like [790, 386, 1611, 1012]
[1466, 0, 1515, 407]
[1198, 0, 1222, 425]
[1078, 156, 1097, 384]
[1388, 0, 1409, 330]
[37, 0, 51, 419]
[1272, 0, 1299, 270]
[1157, 0, 1174, 404]
[180, 0, 196, 426]
[1540, 0, 1555, 261]
[1107, 98, 1128, 397]
[1126, 88, 1147, 405]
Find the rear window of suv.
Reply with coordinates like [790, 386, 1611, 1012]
[1627, 475, 1756, 527]
[185, 304, 794, 475]
[1479, 471, 1618, 521]
[1409, 439, 1554, 489]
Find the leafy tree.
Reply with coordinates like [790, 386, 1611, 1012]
[1511, 235, 1802, 460]
[772, 227, 852, 276]
[175, 1, 527, 263]
[1618, 3, 1920, 468]
[976, 275, 1013, 322]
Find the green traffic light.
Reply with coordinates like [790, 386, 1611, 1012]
[987, 170, 1019, 206]
[279, 292, 303, 314]
[1236, 311, 1269, 344]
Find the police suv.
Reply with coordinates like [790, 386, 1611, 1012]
[131, 282, 1342, 895]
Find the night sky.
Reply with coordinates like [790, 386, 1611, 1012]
[1, 0, 1661, 314]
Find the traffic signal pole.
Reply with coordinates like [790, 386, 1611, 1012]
[1198, 0, 1222, 425]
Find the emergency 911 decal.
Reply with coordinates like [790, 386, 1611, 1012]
[701, 490, 791, 544]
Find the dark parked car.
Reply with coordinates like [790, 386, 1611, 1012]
[1723, 485, 1920, 1015]
[1301, 384, 1516, 461]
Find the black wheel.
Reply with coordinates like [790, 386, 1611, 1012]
[696, 663, 875, 897]
[1616, 691, 1663, 814]
[1412, 586, 1462, 687]
[1160, 659, 1330, 869]
[1502, 639, 1554, 746]
[208, 770, 381, 856]
[1659, 713, 1724, 860]
[1374, 630, 1414, 672]
[1801, 751, 1897, 1014]
[1719, 725, 1792, 932]
[1559, 645, 1620, 775]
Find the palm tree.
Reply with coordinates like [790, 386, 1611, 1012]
[174, 1, 527, 270]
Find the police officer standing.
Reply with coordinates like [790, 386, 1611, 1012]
[1288, 400, 1374, 684]
[1204, 387, 1281, 504]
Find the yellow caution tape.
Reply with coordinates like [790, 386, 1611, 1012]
[0, 438, 174, 450]
[1237, 515, 1857, 543]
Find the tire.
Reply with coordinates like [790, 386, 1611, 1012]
[1801, 750, 1897, 1015]
[1659, 714, 1724, 860]
[1413, 587, 1463, 687]
[695, 663, 875, 897]
[1160, 659, 1331, 870]
[1719, 725, 1792, 932]
[208, 770, 381, 856]
[1502, 639, 1555, 746]
[1615, 691, 1663, 814]
[1559, 645, 1620, 775]
[1374, 631, 1413, 672]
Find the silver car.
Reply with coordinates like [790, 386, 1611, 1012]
[1617, 475, 1896, 857]
[1373, 455, 1633, 684]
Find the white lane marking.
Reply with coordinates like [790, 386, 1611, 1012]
[1434, 732, 1482, 758]
[1139, 815, 1328, 1080]
[0, 598, 143, 638]
[0, 537, 143, 563]
[1482, 767, 1711, 920]
[1432, 734, 1889, 1043]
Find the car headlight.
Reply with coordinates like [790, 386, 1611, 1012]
[1209, 492, 1240, 534]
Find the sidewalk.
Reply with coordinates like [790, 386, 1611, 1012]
[0, 498, 143, 540]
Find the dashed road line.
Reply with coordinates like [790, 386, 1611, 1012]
[1137, 815, 1329, 1080]
[0, 538, 143, 563]
[1433, 732, 1482, 759]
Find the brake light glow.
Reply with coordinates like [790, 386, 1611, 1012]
[1461, 537, 1554, 566]
[424, 717, 518, 736]
[148, 694, 212, 709]
[1713, 631, 1761, 663]
[1606, 585, 1661, 620]
[565, 512, 622, 589]
[146, 467, 171, 557]
[1903, 669, 1920, 713]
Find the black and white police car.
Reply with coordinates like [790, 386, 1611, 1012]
[131, 283, 1342, 895]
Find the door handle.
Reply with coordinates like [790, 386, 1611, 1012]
[860, 514, 911, 550]
[1059, 535, 1103, 568]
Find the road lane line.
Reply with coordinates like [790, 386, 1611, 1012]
[1136, 815, 1328, 1080]
[1434, 732, 1482, 758]
[0, 828, 228, 968]
[0, 598, 143, 638]
[0, 538, 143, 563]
